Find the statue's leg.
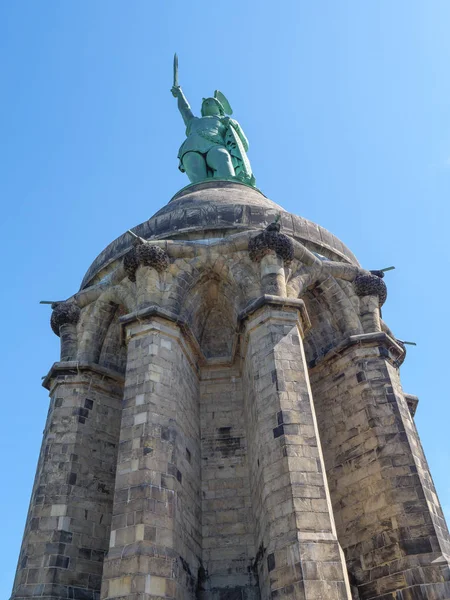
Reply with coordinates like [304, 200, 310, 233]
[182, 151, 207, 183]
[206, 146, 235, 179]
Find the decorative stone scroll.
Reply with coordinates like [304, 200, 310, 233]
[353, 272, 387, 307]
[50, 301, 81, 336]
[248, 221, 294, 265]
[123, 241, 170, 282]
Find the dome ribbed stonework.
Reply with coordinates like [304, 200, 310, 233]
[80, 180, 358, 288]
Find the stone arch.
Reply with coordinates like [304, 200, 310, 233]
[176, 258, 243, 361]
[225, 251, 261, 310]
[98, 304, 128, 374]
[302, 288, 341, 367]
[76, 283, 133, 369]
[197, 287, 237, 359]
[302, 275, 363, 367]
[168, 251, 259, 316]
[77, 301, 116, 364]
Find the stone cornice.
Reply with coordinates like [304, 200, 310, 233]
[42, 361, 124, 392]
[309, 332, 406, 369]
[238, 296, 312, 353]
[119, 305, 207, 368]
[404, 393, 419, 417]
[239, 295, 311, 330]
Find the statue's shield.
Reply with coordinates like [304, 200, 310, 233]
[225, 125, 255, 186]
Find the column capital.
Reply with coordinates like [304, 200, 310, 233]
[123, 241, 169, 282]
[248, 225, 294, 265]
[50, 301, 80, 336]
[239, 295, 311, 336]
[353, 273, 387, 307]
[119, 304, 180, 329]
[119, 304, 205, 368]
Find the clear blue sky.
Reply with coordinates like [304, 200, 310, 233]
[1, 1, 450, 594]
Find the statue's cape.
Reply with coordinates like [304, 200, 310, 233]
[225, 125, 255, 186]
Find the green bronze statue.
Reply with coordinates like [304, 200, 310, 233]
[171, 54, 256, 187]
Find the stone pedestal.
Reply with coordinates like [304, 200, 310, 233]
[241, 297, 352, 600]
[10, 180, 450, 600]
[100, 309, 201, 600]
[310, 334, 450, 599]
[11, 363, 123, 600]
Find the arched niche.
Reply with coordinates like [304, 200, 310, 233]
[179, 269, 241, 362]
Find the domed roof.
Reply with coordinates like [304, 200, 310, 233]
[81, 180, 358, 289]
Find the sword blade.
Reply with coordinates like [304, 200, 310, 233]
[173, 53, 179, 87]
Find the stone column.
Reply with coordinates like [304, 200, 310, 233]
[100, 307, 201, 600]
[50, 301, 81, 361]
[241, 296, 352, 600]
[248, 222, 293, 299]
[358, 296, 381, 334]
[123, 240, 169, 311]
[353, 273, 387, 334]
[260, 254, 287, 297]
[11, 362, 123, 600]
[310, 333, 450, 600]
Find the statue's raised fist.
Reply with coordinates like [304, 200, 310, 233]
[171, 86, 181, 98]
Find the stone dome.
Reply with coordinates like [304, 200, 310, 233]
[81, 180, 358, 288]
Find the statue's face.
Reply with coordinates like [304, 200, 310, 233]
[201, 98, 221, 116]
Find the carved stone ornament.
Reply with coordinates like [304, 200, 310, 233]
[50, 302, 81, 336]
[124, 242, 170, 282]
[248, 223, 294, 265]
[353, 273, 388, 307]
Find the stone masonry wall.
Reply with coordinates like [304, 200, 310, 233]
[11, 365, 123, 600]
[199, 363, 259, 600]
[100, 315, 201, 600]
[242, 303, 352, 600]
[310, 337, 450, 599]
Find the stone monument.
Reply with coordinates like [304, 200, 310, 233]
[10, 59, 450, 600]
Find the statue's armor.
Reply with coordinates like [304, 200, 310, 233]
[178, 115, 227, 164]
